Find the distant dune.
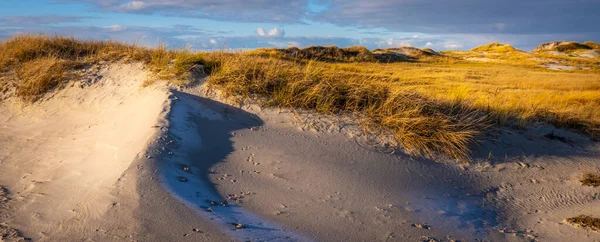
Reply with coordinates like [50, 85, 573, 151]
[470, 42, 520, 52]
[533, 41, 592, 52]
[583, 41, 600, 49]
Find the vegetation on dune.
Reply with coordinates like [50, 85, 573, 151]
[1, 35, 600, 159]
[566, 215, 600, 231]
[0, 35, 207, 100]
[373, 47, 439, 56]
[15, 58, 71, 100]
[371, 47, 452, 63]
[335, 61, 600, 138]
[206, 50, 600, 156]
[471, 42, 518, 53]
[583, 41, 600, 50]
[246, 45, 453, 63]
[247, 46, 376, 62]
[444, 46, 600, 70]
[581, 172, 600, 187]
[422, 48, 437, 54]
[207, 54, 485, 159]
[533, 41, 592, 53]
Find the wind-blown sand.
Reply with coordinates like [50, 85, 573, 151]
[1, 63, 599, 241]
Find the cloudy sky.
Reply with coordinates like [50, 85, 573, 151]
[1, 0, 598, 50]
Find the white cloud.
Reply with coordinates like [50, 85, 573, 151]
[267, 28, 285, 37]
[425, 42, 433, 47]
[256, 27, 266, 36]
[383, 38, 412, 47]
[56, 0, 600, 47]
[209, 39, 217, 44]
[256, 27, 285, 37]
[119, 1, 147, 11]
[105, 25, 127, 32]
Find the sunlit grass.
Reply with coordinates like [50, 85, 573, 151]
[320, 61, 600, 138]
[0, 35, 208, 99]
[206, 54, 485, 159]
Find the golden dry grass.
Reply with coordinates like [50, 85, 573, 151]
[471, 42, 518, 53]
[533, 41, 593, 53]
[444, 47, 600, 69]
[205, 51, 600, 158]
[0, 35, 207, 100]
[584, 41, 600, 50]
[566, 215, 600, 231]
[2, 35, 600, 160]
[206, 54, 485, 159]
[335, 62, 600, 138]
[246, 46, 375, 62]
[15, 58, 71, 101]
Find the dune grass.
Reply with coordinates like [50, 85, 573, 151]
[0, 35, 207, 100]
[470, 42, 518, 53]
[15, 57, 72, 100]
[1, 35, 600, 159]
[206, 54, 485, 159]
[341, 62, 600, 137]
[246, 46, 376, 63]
[205, 52, 600, 157]
[583, 41, 600, 50]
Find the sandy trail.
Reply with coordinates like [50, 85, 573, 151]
[0, 63, 599, 241]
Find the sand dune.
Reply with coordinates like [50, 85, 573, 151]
[0, 64, 228, 241]
[1, 63, 600, 241]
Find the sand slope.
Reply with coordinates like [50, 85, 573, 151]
[1, 63, 599, 241]
[0, 64, 228, 241]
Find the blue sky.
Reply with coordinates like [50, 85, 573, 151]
[1, 0, 599, 50]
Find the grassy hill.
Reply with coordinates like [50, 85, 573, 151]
[247, 46, 376, 62]
[471, 42, 518, 53]
[533, 41, 592, 52]
[583, 41, 600, 49]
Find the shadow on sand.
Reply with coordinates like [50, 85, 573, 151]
[157, 90, 307, 241]
[156, 90, 597, 241]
